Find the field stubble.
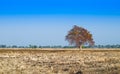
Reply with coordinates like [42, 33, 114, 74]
[0, 48, 120, 74]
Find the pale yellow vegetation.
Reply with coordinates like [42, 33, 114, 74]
[0, 48, 120, 74]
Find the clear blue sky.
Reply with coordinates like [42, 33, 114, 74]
[0, 0, 120, 46]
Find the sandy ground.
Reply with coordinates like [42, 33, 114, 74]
[0, 48, 120, 74]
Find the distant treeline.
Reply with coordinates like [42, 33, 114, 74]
[0, 44, 120, 48]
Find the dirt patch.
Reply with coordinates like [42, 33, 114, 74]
[0, 49, 120, 74]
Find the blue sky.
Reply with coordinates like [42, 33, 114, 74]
[0, 0, 120, 46]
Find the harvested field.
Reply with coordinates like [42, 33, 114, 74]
[0, 48, 120, 74]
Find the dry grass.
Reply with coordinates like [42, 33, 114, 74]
[0, 48, 120, 74]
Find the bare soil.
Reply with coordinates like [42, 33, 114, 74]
[0, 48, 120, 74]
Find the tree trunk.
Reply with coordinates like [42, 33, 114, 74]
[79, 45, 82, 50]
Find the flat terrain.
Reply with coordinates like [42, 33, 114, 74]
[0, 48, 120, 74]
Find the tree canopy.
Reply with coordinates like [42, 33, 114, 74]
[66, 25, 94, 49]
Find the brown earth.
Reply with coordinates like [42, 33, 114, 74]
[0, 48, 120, 74]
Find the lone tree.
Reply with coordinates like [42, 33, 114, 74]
[65, 25, 94, 50]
